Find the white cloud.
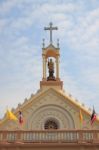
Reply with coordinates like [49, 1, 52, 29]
[0, 19, 8, 31]
[40, 3, 79, 13]
[0, 0, 18, 14]
[0, 0, 99, 118]
[65, 8, 99, 55]
[9, 2, 79, 30]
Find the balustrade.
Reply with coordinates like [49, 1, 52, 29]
[0, 130, 99, 144]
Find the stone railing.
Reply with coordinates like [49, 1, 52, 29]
[0, 130, 99, 144]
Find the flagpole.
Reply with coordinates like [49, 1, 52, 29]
[79, 109, 83, 129]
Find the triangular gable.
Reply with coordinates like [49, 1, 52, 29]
[0, 87, 99, 128]
[46, 44, 56, 49]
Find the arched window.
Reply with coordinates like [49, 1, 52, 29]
[44, 119, 58, 129]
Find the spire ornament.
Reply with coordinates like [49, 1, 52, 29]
[44, 22, 58, 44]
[42, 38, 45, 48]
[57, 39, 59, 48]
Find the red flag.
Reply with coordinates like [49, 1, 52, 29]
[91, 107, 96, 125]
[19, 111, 23, 124]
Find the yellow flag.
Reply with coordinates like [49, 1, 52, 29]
[79, 109, 83, 123]
[0, 120, 3, 125]
[6, 109, 18, 121]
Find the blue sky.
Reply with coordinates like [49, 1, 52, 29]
[0, 0, 99, 118]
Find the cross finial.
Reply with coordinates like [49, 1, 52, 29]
[44, 22, 58, 44]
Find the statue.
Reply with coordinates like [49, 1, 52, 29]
[47, 58, 55, 81]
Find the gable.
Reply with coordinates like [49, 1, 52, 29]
[0, 88, 99, 130]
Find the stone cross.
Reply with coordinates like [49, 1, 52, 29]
[44, 22, 58, 44]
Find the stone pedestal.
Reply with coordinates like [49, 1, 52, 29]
[40, 80, 63, 90]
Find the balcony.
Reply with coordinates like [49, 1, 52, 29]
[0, 130, 99, 144]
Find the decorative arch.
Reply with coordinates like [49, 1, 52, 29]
[26, 104, 75, 130]
[46, 50, 58, 58]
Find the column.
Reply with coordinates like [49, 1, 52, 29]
[56, 56, 59, 79]
[43, 56, 46, 79]
[44, 58, 47, 79]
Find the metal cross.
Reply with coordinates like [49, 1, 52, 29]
[44, 22, 58, 44]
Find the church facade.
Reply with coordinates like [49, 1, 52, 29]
[0, 23, 99, 150]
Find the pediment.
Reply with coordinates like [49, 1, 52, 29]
[46, 44, 57, 50]
[0, 88, 99, 130]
